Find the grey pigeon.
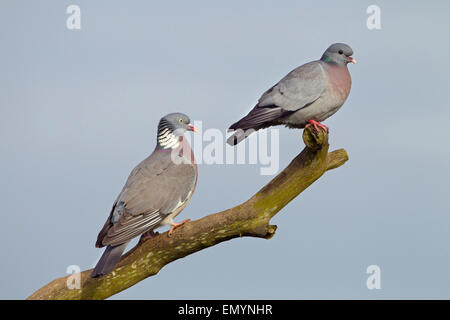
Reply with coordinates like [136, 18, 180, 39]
[92, 113, 198, 277]
[227, 43, 356, 145]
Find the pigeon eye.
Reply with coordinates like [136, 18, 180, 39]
[338, 50, 343, 55]
[179, 118, 183, 123]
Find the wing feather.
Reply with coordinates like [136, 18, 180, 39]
[97, 152, 196, 247]
[227, 61, 327, 135]
[257, 61, 327, 111]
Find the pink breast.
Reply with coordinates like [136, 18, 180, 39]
[326, 64, 352, 104]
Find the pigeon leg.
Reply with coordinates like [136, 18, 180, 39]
[168, 219, 190, 237]
[139, 230, 159, 243]
[305, 119, 328, 133]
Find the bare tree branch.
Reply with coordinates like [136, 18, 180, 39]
[28, 127, 348, 300]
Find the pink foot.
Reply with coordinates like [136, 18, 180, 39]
[305, 119, 328, 133]
[168, 219, 190, 237]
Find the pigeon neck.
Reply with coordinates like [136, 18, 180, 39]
[156, 122, 181, 150]
[321, 55, 346, 67]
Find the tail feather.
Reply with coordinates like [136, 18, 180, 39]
[227, 128, 257, 146]
[229, 107, 283, 131]
[228, 106, 290, 145]
[91, 242, 128, 278]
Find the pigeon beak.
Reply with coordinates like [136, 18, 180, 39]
[348, 56, 356, 64]
[188, 124, 198, 132]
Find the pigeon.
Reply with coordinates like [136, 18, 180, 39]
[227, 43, 356, 145]
[92, 113, 198, 277]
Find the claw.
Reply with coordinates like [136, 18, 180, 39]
[168, 219, 190, 237]
[139, 230, 159, 243]
[305, 119, 328, 133]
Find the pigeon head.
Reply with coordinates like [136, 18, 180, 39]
[157, 113, 197, 149]
[320, 43, 356, 66]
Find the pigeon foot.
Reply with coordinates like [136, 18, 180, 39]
[139, 230, 159, 243]
[168, 219, 190, 237]
[305, 120, 328, 133]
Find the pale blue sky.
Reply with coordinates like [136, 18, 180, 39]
[1, 0, 450, 299]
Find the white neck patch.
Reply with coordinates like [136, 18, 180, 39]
[158, 129, 180, 149]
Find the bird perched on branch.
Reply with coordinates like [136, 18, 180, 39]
[227, 43, 356, 145]
[92, 113, 198, 278]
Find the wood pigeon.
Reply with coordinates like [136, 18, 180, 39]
[92, 113, 198, 277]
